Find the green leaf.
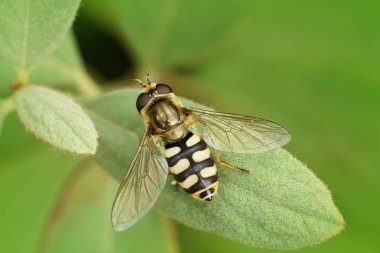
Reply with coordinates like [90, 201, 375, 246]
[0, 56, 17, 93]
[158, 150, 344, 250]
[82, 89, 145, 178]
[0, 32, 78, 89]
[113, 0, 251, 68]
[29, 32, 101, 96]
[82, 88, 345, 249]
[0, 0, 81, 78]
[1, 32, 100, 95]
[29, 32, 84, 87]
[40, 162, 178, 253]
[14, 85, 98, 154]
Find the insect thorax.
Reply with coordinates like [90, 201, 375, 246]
[146, 98, 186, 141]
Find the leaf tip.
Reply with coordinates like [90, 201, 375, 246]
[328, 210, 346, 239]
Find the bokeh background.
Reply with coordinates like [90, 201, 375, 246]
[0, 0, 379, 252]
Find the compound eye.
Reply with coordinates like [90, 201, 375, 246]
[136, 93, 153, 112]
[155, 84, 172, 94]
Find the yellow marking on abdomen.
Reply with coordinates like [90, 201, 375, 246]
[186, 134, 201, 147]
[200, 165, 217, 178]
[192, 148, 211, 162]
[179, 174, 199, 189]
[169, 159, 190, 174]
[165, 146, 181, 158]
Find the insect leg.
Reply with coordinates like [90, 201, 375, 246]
[171, 179, 181, 192]
[212, 148, 249, 173]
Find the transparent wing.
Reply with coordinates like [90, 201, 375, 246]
[111, 130, 168, 231]
[189, 108, 291, 154]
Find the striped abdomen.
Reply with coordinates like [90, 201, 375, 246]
[164, 131, 218, 201]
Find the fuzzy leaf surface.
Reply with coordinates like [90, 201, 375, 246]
[15, 85, 98, 154]
[0, 0, 80, 73]
[0, 33, 83, 93]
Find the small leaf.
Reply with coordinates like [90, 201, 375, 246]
[0, 0, 81, 76]
[15, 85, 98, 154]
[39, 161, 178, 253]
[82, 88, 345, 249]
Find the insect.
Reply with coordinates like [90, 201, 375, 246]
[112, 74, 291, 231]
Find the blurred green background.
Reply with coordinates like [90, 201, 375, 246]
[1, 0, 379, 252]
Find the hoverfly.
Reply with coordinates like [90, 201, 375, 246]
[112, 74, 291, 231]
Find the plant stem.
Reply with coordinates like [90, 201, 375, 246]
[47, 57, 102, 96]
[0, 97, 16, 132]
[75, 70, 102, 96]
[17, 69, 29, 87]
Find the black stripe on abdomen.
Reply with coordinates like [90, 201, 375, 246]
[185, 174, 218, 194]
[165, 141, 208, 167]
[175, 158, 214, 182]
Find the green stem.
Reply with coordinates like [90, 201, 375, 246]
[0, 97, 16, 132]
[17, 69, 29, 87]
[74, 70, 102, 96]
[47, 57, 102, 96]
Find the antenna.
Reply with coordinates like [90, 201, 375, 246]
[145, 72, 151, 84]
[132, 79, 145, 88]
